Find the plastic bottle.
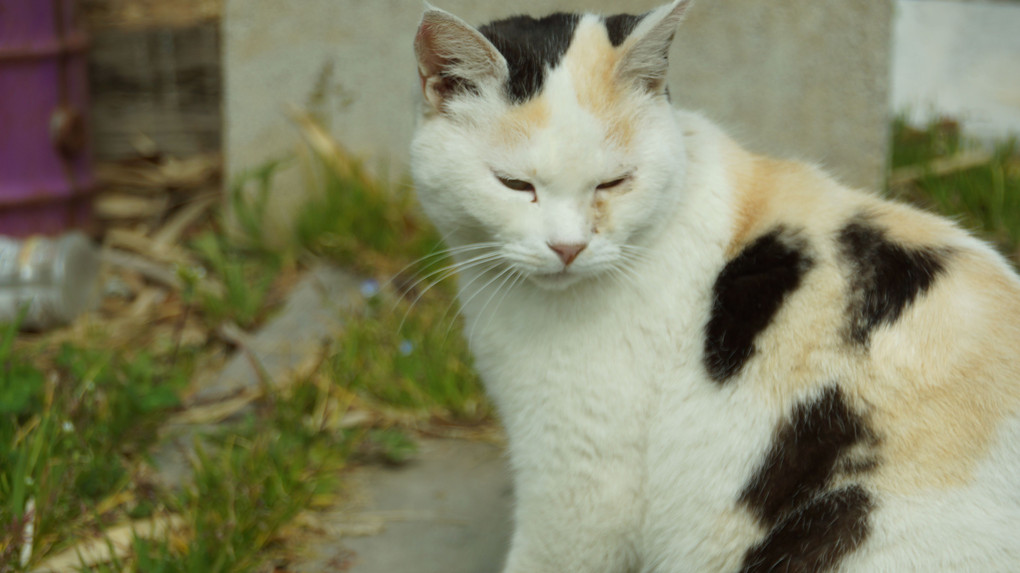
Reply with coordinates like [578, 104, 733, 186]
[0, 232, 101, 329]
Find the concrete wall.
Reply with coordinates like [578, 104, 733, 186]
[892, 0, 1020, 142]
[225, 0, 893, 227]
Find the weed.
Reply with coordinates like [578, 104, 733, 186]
[283, 111, 442, 275]
[890, 116, 966, 169]
[292, 161, 440, 275]
[0, 330, 189, 571]
[186, 231, 280, 329]
[890, 116, 1020, 265]
[97, 369, 358, 572]
[228, 159, 287, 250]
[277, 115, 487, 422]
[360, 428, 419, 465]
[329, 288, 487, 423]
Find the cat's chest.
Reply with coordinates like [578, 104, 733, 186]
[462, 274, 715, 429]
[465, 272, 779, 567]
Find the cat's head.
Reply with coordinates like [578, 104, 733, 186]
[411, 1, 691, 291]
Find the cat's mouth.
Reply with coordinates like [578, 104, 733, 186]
[529, 269, 584, 290]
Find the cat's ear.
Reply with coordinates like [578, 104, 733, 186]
[415, 6, 509, 113]
[615, 0, 691, 95]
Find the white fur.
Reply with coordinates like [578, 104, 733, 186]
[410, 5, 1020, 572]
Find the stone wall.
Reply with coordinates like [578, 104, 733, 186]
[892, 0, 1020, 142]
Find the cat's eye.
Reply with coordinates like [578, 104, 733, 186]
[596, 176, 631, 191]
[497, 176, 535, 193]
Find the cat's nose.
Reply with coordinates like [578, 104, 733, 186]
[548, 242, 587, 266]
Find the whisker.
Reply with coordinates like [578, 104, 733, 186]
[440, 258, 507, 339]
[396, 252, 505, 333]
[468, 266, 523, 343]
[619, 244, 654, 265]
[384, 241, 502, 291]
[606, 265, 627, 289]
[623, 256, 647, 287]
[480, 271, 526, 336]
[455, 263, 516, 322]
[394, 249, 503, 309]
[610, 256, 644, 291]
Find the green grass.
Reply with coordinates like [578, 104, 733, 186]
[184, 230, 280, 330]
[100, 377, 360, 573]
[889, 116, 1020, 265]
[331, 290, 488, 423]
[0, 329, 189, 570]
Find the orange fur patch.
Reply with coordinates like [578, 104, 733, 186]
[591, 194, 611, 234]
[561, 21, 633, 148]
[865, 251, 1020, 492]
[497, 96, 551, 144]
[726, 153, 773, 257]
[725, 152, 814, 257]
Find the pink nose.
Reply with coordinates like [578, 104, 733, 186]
[548, 243, 587, 266]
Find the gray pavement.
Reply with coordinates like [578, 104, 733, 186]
[293, 438, 514, 573]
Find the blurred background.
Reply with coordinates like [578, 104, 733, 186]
[0, 0, 1018, 571]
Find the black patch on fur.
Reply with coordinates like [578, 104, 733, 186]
[604, 13, 645, 47]
[704, 229, 814, 383]
[478, 13, 580, 103]
[740, 485, 872, 573]
[838, 218, 948, 346]
[739, 387, 875, 572]
[739, 386, 873, 526]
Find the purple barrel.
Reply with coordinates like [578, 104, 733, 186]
[0, 0, 96, 237]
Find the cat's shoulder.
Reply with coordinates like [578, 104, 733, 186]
[707, 122, 1013, 289]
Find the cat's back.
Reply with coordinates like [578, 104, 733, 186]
[698, 135, 1020, 570]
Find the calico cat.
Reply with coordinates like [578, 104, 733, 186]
[410, 1, 1020, 571]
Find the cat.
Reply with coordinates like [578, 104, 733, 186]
[410, 1, 1020, 571]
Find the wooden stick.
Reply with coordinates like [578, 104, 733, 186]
[888, 150, 994, 188]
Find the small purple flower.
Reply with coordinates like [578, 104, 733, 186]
[399, 340, 414, 356]
[360, 279, 380, 298]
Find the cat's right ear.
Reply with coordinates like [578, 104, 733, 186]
[415, 6, 509, 114]
[616, 0, 692, 95]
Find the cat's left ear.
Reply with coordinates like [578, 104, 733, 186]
[415, 6, 509, 113]
[616, 0, 692, 94]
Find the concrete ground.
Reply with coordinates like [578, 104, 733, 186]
[292, 438, 514, 573]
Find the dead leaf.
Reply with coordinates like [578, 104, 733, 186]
[167, 388, 263, 425]
[889, 150, 994, 188]
[152, 194, 218, 249]
[31, 515, 185, 572]
[95, 194, 169, 219]
[101, 248, 183, 290]
[105, 228, 192, 265]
